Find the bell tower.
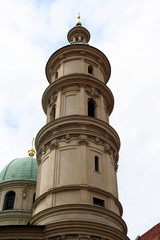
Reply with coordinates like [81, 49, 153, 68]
[31, 16, 129, 240]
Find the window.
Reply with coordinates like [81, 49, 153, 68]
[33, 193, 36, 203]
[93, 197, 104, 207]
[88, 66, 93, 74]
[55, 71, 58, 80]
[3, 191, 15, 210]
[95, 156, 99, 172]
[50, 105, 56, 120]
[88, 99, 95, 117]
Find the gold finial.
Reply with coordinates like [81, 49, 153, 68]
[28, 138, 35, 157]
[76, 13, 82, 26]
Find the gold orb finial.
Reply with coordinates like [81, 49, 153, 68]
[28, 138, 35, 157]
[76, 13, 82, 26]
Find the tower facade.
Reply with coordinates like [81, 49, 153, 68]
[31, 18, 129, 240]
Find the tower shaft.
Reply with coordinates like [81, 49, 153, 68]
[31, 21, 129, 240]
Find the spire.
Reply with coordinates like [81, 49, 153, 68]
[67, 14, 90, 44]
[28, 138, 35, 157]
[76, 13, 82, 26]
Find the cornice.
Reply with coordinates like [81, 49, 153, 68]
[45, 44, 111, 84]
[33, 184, 123, 217]
[35, 115, 120, 167]
[31, 204, 127, 235]
[0, 180, 36, 191]
[42, 74, 114, 115]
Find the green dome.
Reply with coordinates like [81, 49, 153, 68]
[0, 157, 38, 183]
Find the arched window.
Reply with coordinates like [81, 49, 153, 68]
[3, 191, 15, 210]
[88, 66, 93, 74]
[88, 99, 95, 117]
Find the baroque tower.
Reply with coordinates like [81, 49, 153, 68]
[31, 16, 129, 240]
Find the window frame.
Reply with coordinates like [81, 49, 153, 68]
[88, 99, 96, 117]
[93, 197, 105, 208]
[88, 65, 94, 74]
[3, 191, 16, 210]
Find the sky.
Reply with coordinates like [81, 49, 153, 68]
[0, 0, 160, 239]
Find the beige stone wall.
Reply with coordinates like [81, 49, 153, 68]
[0, 181, 36, 225]
[46, 84, 110, 123]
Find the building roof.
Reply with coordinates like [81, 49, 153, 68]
[0, 157, 38, 183]
[140, 223, 160, 240]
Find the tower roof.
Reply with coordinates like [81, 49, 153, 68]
[67, 15, 90, 44]
[0, 157, 38, 183]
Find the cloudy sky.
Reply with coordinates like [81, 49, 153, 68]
[0, 0, 160, 238]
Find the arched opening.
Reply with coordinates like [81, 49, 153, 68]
[3, 191, 15, 210]
[88, 99, 95, 117]
[88, 66, 93, 74]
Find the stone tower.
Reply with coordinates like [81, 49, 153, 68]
[31, 17, 129, 240]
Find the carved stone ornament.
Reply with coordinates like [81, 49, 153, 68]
[22, 184, 28, 199]
[91, 237, 101, 240]
[65, 134, 71, 143]
[59, 54, 64, 59]
[42, 145, 47, 155]
[104, 143, 110, 153]
[37, 155, 42, 165]
[103, 143, 118, 171]
[66, 235, 78, 240]
[78, 135, 89, 145]
[50, 139, 59, 150]
[85, 86, 99, 99]
[49, 234, 104, 240]
[98, 58, 103, 64]
[80, 51, 86, 55]
[49, 95, 57, 107]
[95, 137, 101, 144]
[79, 234, 90, 240]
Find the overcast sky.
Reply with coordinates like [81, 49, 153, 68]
[0, 0, 160, 239]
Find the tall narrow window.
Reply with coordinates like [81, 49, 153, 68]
[50, 105, 56, 121]
[55, 71, 58, 80]
[95, 156, 99, 172]
[88, 99, 95, 117]
[93, 197, 104, 207]
[3, 191, 15, 210]
[33, 193, 36, 203]
[88, 66, 93, 74]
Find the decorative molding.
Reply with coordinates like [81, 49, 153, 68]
[97, 59, 103, 64]
[85, 86, 100, 99]
[104, 144, 118, 171]
[80, 51, 86, 55]
[22, 184, 28, 199]
[84, 59, 98, 68]
[37, 155, 42, 165]
[78, 135, 89, 145]
[65, 134, 71, 143]
[50, 139, 59, 150]
[49, 234, 105, 240]
[48, 95, 57, 108]
[61, 85, 80, 93]
[59, 54, 65, 60]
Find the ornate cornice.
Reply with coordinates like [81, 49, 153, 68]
[45, 44, 111, 84]
[42, 74, 114, 115]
